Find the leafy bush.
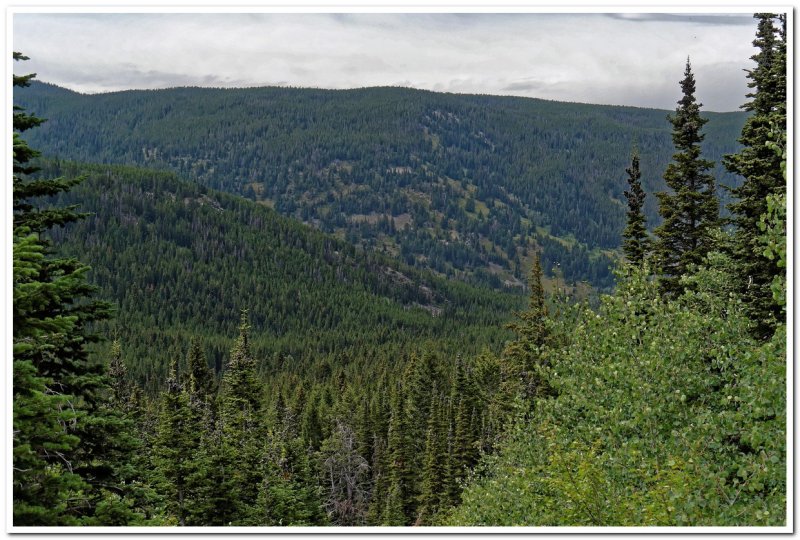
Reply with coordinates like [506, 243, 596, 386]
[444, 259, 785, 526]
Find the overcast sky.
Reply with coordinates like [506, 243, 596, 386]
[13, 12, 761, 111]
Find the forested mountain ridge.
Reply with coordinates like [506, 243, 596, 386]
[40, 160, 523, 392]
[16, 82, 747, 289]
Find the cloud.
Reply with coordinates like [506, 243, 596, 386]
[502, 82, 544, 92]
[605, 13, 755, 25]
[13, 12, 761, 111]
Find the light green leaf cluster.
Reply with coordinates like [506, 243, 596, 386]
[445, 261, 785, 526]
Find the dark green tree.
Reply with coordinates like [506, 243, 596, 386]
[13, 53, 85, 234]
[654, 58, 720, 296]
[184, 318, 265, 526]
[13, 232, 84, 524]
[185, 339, 216, 408]
[449, 355, 481, 500]
[622, 150, 650, 265]
[107, 341, 132, 406]
[382, 382, 415, 525]
[724, 13, 787, 337]
[13, 52, 141, 525]
[504, 253, 549, 399]
[152, 359, 196, 525]
[417, 391, 448, 524]
[215, 311, 266, 524]
[251, 434, 327, 526]
[187, 410, 233, 525]
[105, 342, 164, 523]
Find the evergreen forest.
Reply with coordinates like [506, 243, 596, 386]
[12, 13, 787, 528]
[16, 74, 748, 291]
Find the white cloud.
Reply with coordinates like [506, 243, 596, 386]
[13, 12, 760, 110]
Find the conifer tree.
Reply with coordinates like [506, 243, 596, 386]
[108, 341, 131, 406]
[13, 53, 85, 234]
[444, 417, 460, 508]
[365, 434, 389, 524]
[189, 409, 234, 525]
[451, 397, 472, 477]
[106, 343, 163, 523]
[300, 389, 325, 450]
[724, 13, 787, 337]
[215, 311, 266, 524]
[450, 356, 479, 491]
[417, 391, 448, 524]
[654, 58, 720, 296]
[383, 480, 407, 526]
[13, 60, 86, 525]
[382, 383, 415, 525]
[152, 359, 196, 525]
[186, 339, 215, 405]
[13, 289, 84, 524]
[622, 150, 650, 265]
[504, 253, 549, 399]
[353, 398, 374, 471]
[251, 433, 327, 526]
[220, 312, 262, 411]
[13, 52, 140, 525]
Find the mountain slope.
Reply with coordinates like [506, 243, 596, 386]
[18, 82, 747, 289]
[42, 161, 522, 391]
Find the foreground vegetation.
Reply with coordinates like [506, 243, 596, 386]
[446, 261, 786, 525]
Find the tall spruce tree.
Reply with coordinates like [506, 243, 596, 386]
[622, 150, 650, 265]
[107, 341, 131, 406]
[417, 391, 448, 524]
[504, 253, 549, 399]
[215, 311, 266, 524]
[382, 380, 416, 525]
[188, 406, 233, 525]
[13, 240, 85, 524]
[253, 433, 327, 526]
[450, 356, 479, 488]
[13, 53, 85, 234]
[723, 13, 787, 337]
[654, 58, 720, 297]
[105, 342, 164, 523]
[13, 52, 142, 525]
[185, 339, 216, 409]
[12, 59, 84, 524]
[152, 359, 196, 525]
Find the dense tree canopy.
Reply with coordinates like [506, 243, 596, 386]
[37, 160, 521, 392]
[12, 13, 786, 527]
[16, 80, 746, 291]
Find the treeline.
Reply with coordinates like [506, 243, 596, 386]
[16, 75, 746, 290]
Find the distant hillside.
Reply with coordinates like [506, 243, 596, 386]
[42, 161, 522, 392]
[18, 82, 747, 289]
